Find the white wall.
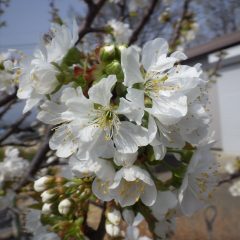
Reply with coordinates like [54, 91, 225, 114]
[216, 62, 240, 154]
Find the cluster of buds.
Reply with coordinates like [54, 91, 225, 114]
[105, 208, 122, 237]
[97, 44, 125, 81]
[33, 176, 92, 217]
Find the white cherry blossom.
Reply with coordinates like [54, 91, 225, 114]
[122, 210, 151, 240]
[0, 147, 29, 187]
[108, 19, 132, 44]
[17, 20, 78, 112]
[38, 75, 149, 158]
[178, 143, 218, 216]
[110, 165, 157, 207]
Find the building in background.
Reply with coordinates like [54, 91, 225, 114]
[186, 31, 240, 155]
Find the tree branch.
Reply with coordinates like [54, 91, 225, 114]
[15, 126, 52, 191]
[0, 98, 17, 118]
[128, 0, 159, 45]
[75, 0, 107, 45]
[218, 172, 240, 186]
[0, 90, 17, 107]
[170, 0, 191, 50]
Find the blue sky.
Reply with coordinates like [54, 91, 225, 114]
[0, 0, 85, 54]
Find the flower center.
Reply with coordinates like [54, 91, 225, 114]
[144, 72, 180, 99]
[144, 73, 168, 96]
[91, 106, 120, 141]
[119, 179, 145, 202]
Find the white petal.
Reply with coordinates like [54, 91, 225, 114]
[141, 184, 157, 206]
[23, 94, 42, 113]
[153, 144, 166, 160]
[37, 101, 67, 125]
[121, 46, 144, 87]
[171, 51, 187, 60]
[126, 226, 140, 239]
[117, 97, 144, 125]
[122, 209, 135, 225]
[142, 38, 168, 71]
[78, 125, 100, 142]
[126, 88, 145, 109]
[132, 213, 144, 226]
[92, 178, 113, 201]
[114, 122, 148, 153]
[114, 151, 138, 167]
[151, 94, 187, 126]
[148, 115, 158, 144]
[149, 55, 177, 72]
[179, 184, 205, 216]
[151, 191, 177, 220]
[111, 180, 142, 207]
[88, 75, 117, 106]
[49, 124, 78, 157]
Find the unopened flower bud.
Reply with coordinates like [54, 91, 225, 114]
[34, 176, 54, 192]
[42, 203, 52, 215]
[105, 223, 120, 237]
[41, 189, 56, 203]
[58, 199, 72, 215]
[99, 45, 116, 62]
[107, 209, 121, 225]
[105, 60, 123, 79]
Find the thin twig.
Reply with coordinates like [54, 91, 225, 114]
[0, 142, 37, 147]
[128, 0, 159, 45]
[75, 0, 107, 45]
[15, 126, 52, 191]
[0, 98, 17, 119]
[170, 0, 191, 50]
[0, 90, 17, 107]
[218, 172, 240, 186]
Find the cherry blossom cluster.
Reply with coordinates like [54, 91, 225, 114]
[14, 20, 218, 239]
[0, 147, 29, 188]
[0, 49, 22, 94]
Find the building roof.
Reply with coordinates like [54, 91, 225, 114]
[186, 31, 240, 60]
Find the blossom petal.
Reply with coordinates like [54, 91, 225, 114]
[92, 178, 114, 201]
[142, 38, 168, 71]
[49, 124, 78, 157]
[151, 93, 187, 126]
[121, 46, 144, 87]
[113, 151, 138, 167]
[141, 184, 157, 206]
[37, 101, 67, 125]
[114, 122, 148, 153]
[88, 75, 117, 106]
[117, 97, 144, 125]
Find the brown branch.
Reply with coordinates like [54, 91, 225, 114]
[170, 0, 191, 50]
[75, 0, 107, 45]
[128, 0, 159, 45]
[0, 98, 17, 118]
[218, 172, 240, 186]
[15, 126, 52, 191]
[0, 90, 17, 107]
[0, 142, 37, 147]
[0, 111, 30, 143]
[117, 0, 127, 21]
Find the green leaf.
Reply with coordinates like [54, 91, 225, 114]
[61, 47, 82, 67]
